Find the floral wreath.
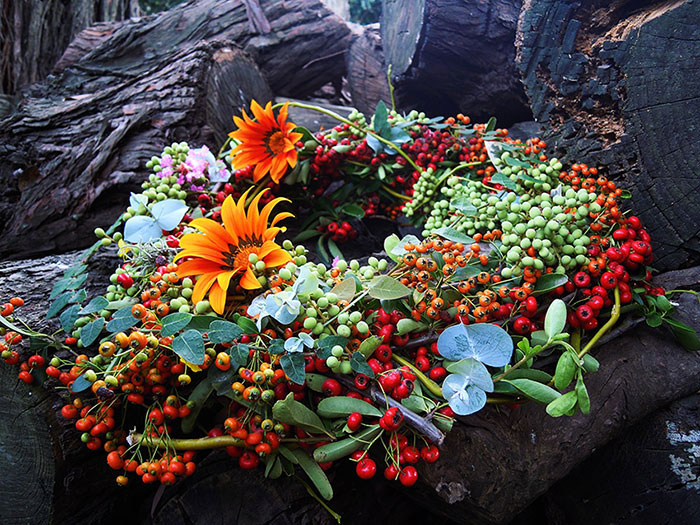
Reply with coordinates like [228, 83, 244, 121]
[2, 98, 698, 518]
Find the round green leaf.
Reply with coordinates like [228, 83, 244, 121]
[544, 299, 567, 339]
[172, 330, 205, 365]
[437, 323, 513, 367]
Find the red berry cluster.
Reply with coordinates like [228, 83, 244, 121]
[317, 220, 358, 244]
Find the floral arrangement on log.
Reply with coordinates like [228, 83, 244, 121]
[2, 98, 698, 514]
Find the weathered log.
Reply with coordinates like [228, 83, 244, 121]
[0, 40, 272, 261]
[0, 0, 353, 261]
[513, 392, 700, 524]
[345, 23, 392, 116]
[515, 0, 700, 271]
[0, 0, 142, 97]
[2, 247, 699, 523]
[381, 0, 531, 125]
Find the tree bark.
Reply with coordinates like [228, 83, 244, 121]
[0, 0, 142, 97]
[381, 0, 531, 125]
[345, 23, 392, 116]
[515, 0, 700, 271]
[0, 0, 352, 261]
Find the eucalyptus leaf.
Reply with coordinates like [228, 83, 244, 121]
[208, 320, 243, 343]
[445, 358, 494, 392]
[442, 374, 487, 416]
[160, 312, 193, 337]
[172, 330, 205, 365]
[437, 323, 513, 367]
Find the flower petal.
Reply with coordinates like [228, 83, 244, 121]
[240, 267, 262, 289]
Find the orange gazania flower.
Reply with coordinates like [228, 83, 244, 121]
[229, 100, 303, 184]
[174, 189, 293, 314]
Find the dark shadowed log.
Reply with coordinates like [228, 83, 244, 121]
[0, 41, 272, 261]
[2, 246, 699, 523]
[0, 0, 142, 97]
[345, 23, 392, 116]
[0, 0, 353, 261]
[516, 0, 700, 271]
[381, 0, 531, 125]
[513, 392, 700, 524]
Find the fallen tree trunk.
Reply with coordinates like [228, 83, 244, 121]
[515, 0, 700, 271]
[1, 247, 698, 523]
[0, 0, 352, 261]
[381, 0, 531, 125]
[0, 0, 142, 98]
[345, 23, 392, 116]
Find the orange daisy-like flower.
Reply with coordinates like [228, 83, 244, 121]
[229, 100, 303, 184]
[174, 189, 293, 314]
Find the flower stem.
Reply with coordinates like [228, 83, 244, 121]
[578, 286, 621, 359]
[392, 354, 443, 398]
[131, 433, 245, 450]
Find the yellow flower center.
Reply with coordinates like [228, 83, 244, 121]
[267, 131, 286, 155]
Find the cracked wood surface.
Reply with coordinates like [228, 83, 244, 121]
[516, 0, 700, 271]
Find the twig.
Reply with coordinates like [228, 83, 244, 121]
[336, 376, 445, 445]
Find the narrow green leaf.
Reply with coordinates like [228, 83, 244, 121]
[505, 378, 561, 404]
[313, 426, 382, 463]
[534, 273, 569, 294]
[544, 299, 567, 339]
[272, 393, 328, 436]
[291, 448, 333, 501]
[396, 318, 428, 335]
[554, 352, 577, 390]
[181, 376, 213, 433]
[316, 396, 382, 418]
[357, 335, 381, 358]
[432, 227, 474, 244]
[576, 374, 590, 414]
[546, 390, 578, 417]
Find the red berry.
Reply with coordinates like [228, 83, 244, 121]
[116, 273, 133, 289]
[322, 378, 342, 397]
[355, 458, 377, 480]
[399, 466, 418, 486]
[347, 412, 363, 431]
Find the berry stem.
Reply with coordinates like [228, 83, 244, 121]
[578, 286, 621, 359]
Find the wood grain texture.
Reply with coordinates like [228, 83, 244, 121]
[516, 0, 700, 271]
[381, 0, 532, 125]
[345, 23, 392, 116]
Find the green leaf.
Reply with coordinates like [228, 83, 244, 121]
[313, 426, 382, 463]
[368, 275, 411, 300]
[383, 234, 401, 262]
[293, 229, 322, 242]
[372, 100, 391, 136]
[544, 299, 567, 339]
[554, 352, 577, 390]
[504, 368, 552, 383]
[330, 278, 356, 303]
[80, 296, 109, 315]
[396, 318, 428, 335]
[160, 312, 193, 337]
[106, 305, 139, 333]
[546, 390, 578, 417]
[664, 317, 700, 350]
[432, 227, 474, 245]
[389, 234, 422, 258]
[534, 273, 569, 294]
[291, 448, 333, 501]
[350, 352, 375, 377]
[505, 378, 561, 404]
[305, 373, 329, 393]
[70, 374, 92, 393]
[229, 344, 250, 369]
[402, 381, 429, 413]
[357, 335, 381, 358]
[272, 393, 328, 436]
[59, 304, 81, 332]
[80, 317, 105, 346]
[490, 173, 517, 190]
[172, 330, 205, 365]
[576, 374, 590, 414]
[582, 354, 600, 373]
[340, 203, 365, 218]
[450, 196, 477, 216]
[280, 353, 306, 385]
[47, 291, 74, 319]
[645, 313, 663, 328]
[317, 396, 382, 418]
[327, 238, 343, 260]
[208, 320, 244, 344]
[485, 116, 497, 132]
[185, 315, 219, 332]
[236, 316, 259, 334]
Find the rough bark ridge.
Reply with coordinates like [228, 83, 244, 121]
[0, 0, 142, 97]
[381, 0, 532, 125]
[0, 41, 272, 260]
[516, 0, 700, 271]
[0, 0, 351, 261]
[1, 247, 699, 524]
[345, 23, 392, 116]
